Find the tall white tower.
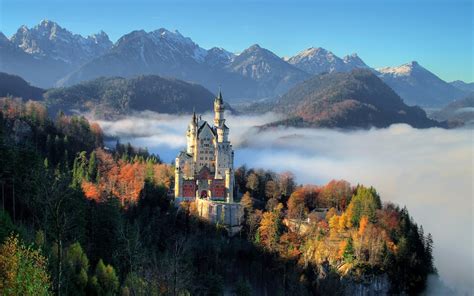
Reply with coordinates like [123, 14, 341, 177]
[186, 111, 197, 154]
[214, 90, 225, 128]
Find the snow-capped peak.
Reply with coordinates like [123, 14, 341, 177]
[10, 20, 112, 65]
[377, 61, 421, 76]
[288, 47, 338, 64]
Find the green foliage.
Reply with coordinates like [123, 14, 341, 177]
[122, 272, 148, 296]
[0, 210, 16, 243]
[349, 185, 382, 225]
[90, 259, 119, 296]
[0, 235, 52, 295]
[235, 278, 252, 296]
[343, 238, 355, 263]
[64, 242, 89, 295]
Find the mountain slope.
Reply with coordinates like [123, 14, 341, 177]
[0, 72, 44, 100]
[0, 20, 112, 87]
[265, 69, 441, 128]
[44, 75, 217, 117]
[430, 93, 474, 126]
[227, 44, 310, 98]
[58, 30, 259, 101]
[450, 80, 474, 93]
[377, 61, 466, 107]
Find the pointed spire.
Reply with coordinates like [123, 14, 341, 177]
[216, 86, 223, 104]
[192, 107, 197, 123]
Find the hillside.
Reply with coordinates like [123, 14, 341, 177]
[430, 93, 474, 126]
[264, 69, 441, 129]
[0, 97, 436, 295]
[44, 75, 218, 117]
[0, 72, 44, 100]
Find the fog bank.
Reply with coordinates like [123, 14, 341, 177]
[93, 111, 473, 295]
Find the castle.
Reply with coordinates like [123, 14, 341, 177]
[174, 91, 242, 234]
[174, 90, 235, 203]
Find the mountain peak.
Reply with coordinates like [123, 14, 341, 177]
[9, 20, 113, 66]
[247, 44, 262, 51]
[36, 19, 61, 31]
[377, 61, 424, 76]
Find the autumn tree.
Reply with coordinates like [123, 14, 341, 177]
[258, 203, 283, 252]
[246, 173, 260, 196]
[0, 235, 51, 295]
[319, 180, 352, 210]
[287, 189, 308, 220]
[279, 171, 295, 197]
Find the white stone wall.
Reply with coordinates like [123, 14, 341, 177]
[195, 198, 243, 235]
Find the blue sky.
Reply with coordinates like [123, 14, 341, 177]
[0, 0, 472, 82]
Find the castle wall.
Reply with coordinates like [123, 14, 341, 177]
[182, 180, 196, 197]
[195, 198, 243, 235]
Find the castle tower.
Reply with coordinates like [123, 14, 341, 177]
[225, 168, 234, 203]
[214, 90, 225, 128]
[186, 111, 197, 155]
[174, 166, 183, 198]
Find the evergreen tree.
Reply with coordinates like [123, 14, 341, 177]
[87, 151, 97, 182]
[90, 259, 119, 296]
[64, 242, 89, 295]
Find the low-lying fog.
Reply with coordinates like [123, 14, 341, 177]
[94, 111, 473, 295]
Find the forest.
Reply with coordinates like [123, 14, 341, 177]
[0, 97, 435, 295]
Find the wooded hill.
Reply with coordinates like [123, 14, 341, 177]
[0, 98, 437, 295]
[257, 69, 443, 129]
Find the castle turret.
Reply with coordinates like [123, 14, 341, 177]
[174, 164, 183, 198]
[225, 168, 234, 203]
[214, 90, 225, 128]
[186, 111, 197, 155]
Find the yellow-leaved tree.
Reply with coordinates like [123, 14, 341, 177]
[0, 235, 51, 295]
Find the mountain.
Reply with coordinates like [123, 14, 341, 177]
[58, 29, 260, 101]
[0, 72, 44, 100]
[377, 61, 466, 107]
[0, 20, 112, 87]
[430, 93, 474, 127]
[287, 47, 369, 75]
[44, 75, 218, 118]
[2, 21, 469, 106]
[11, 20, 112, 65]
[263, 69, 441, 129]
[343, 53, 370, 69]
[450, 80, 474, 93]
[58, 28, 206, 84]
[204, 47, 235, 68]
[226, 44, 310, 98]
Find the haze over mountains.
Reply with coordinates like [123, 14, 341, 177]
[0, 20, 471, 107]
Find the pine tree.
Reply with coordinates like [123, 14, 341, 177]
[87, 151, 97, 182]
[343, 238, 355, 263]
